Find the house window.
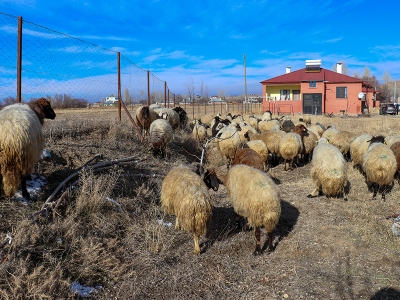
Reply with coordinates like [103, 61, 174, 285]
[336, 87, 347, 98]
[293, 90, 300, 100]
[280, 90, 290, 100]
[309, 81, 317, 88]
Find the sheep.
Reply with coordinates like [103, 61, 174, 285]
[309, 123, 325, 137]
[362, 135, 397, 200]
[385, 135, 400, 148]
[135, 105, 158, 136]
[390, 141, 400, 183]
[349, 133, 373, 169]
[156, 108, 180, 130]
[149, 119, 173, 158]
[247, 116, 261, 131]
[192, 120, 208, 141]
[302, 130, 319, 163]
[204, 165, 281, 254]
[278, 124, 307, 170]
[172, 106, 188, 129]
[329, 131, 357, 160]
[161, 166, 212, 255]
[321, 124, 339, 141]
[0, 98, 56, 199]
[217, 123, 242, 167]
[237, 125, 257, 144]
[248, 129, 286, 166]
[281, 118, 295, 133]
[244, 139, 269, 170]
[258, 119, 280, 132]
[307, 137, 348, 200]
[261, 110, 272, 121]
[232, 148, 264, 171]
[299, 115, 311, 126]
[211, 116, 231, 137]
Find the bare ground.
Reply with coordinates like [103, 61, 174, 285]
[0, 108, 399, 299]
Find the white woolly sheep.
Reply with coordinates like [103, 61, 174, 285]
[248, 129, 286, 166]
[204, 164, 281, 254]
[135, 105, 158, 136]
[278, 124, 308, 170]
[329, 131, 357, 160]
[261, 110, 272, 121]
[217, 124, 242, 167]
[192, 120, 208, 141]
[308, 137, 348, 200]
[156, 107, 180, 130]
[349, 133, 373, 169]
[362, 135, 397, 200]
[321, 125, 339, 141]
[299, 115, 311, 126]
[385, 135, 400, 148]
[0, 98, 56, 199]
[302, 130, 319, 163]
[309, 124, 325, 137]
[161, 166, 213, 255]
[258, 119, 280, 132]
[149, 119, 173, 158]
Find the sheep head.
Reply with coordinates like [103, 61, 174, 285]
[203, 169, 221, 191]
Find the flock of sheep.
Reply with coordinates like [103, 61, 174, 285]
[1, 99, 399, 257]
[134, 104, 400, 255]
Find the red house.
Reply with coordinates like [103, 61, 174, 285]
[260, 60, 378, 115]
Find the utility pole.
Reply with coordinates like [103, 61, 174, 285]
[243, 54, 248, 112]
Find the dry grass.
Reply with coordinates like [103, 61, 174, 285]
[0, 107, 399, 299]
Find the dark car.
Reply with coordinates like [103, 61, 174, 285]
[380, 103, 398, 115]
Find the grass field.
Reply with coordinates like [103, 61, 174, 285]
[0, 106, 399, 299]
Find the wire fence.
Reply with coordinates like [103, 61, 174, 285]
[0, 12, 174, 107]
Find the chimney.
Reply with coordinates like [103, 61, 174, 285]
[336, 62, 343, 74]
[286, 67, 291, 74]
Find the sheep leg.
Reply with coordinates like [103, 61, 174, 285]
[342, 187, 348, 201]
[283, 159, 287, 171]
[372, 183, 378, 200]
[307, 187, 320, 198]
[21, 177, 30, 199]
[267, 232, 274, 251]
[193, 234, 201, 255]
[174, 217, 180, 230]
[253, 227, 262, 255]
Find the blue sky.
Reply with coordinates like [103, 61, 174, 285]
[2, 0, 400, 98]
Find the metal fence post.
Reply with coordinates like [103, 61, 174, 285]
[117, 52, 121, 122]
[147, 71, 150, 106]
[17, 16, 22, 103]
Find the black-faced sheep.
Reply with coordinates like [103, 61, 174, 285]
[308, 138, 348, 200]
[149, 119, 173, 158]
[204, 164, 281, 254]
[278, 124, 308, 170]
[172, 106, 188, 129]
[161, 166, 213, 255]
[0, 98, 56, 199]
[281, 118, 295, 133]
[362, 135, 397, 200]
[135, 105, 158, 136]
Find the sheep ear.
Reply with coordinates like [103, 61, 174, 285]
[367, 139, 371, 142]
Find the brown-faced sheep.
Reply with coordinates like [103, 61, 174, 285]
[308, 138, 348, 200]
[149, 119, 173, 158]
[363, 135, 397, 200]
[135, 105, 158, 136]
[349, 133, 373, 170]
[161, 166, 213, 255]
[0, 98, 56, 199]
[232, 148, 264, 171]
[244, 140, 269, 170]
[204, 165, 281, 254]
[278, 124, 308, 170]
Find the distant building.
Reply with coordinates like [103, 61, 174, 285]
[102, 96, 119, 106]
[260, 60, 378, 115]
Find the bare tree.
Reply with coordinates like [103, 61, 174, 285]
[363, 66, 371, 79]
[184, 77, 195, 103]
[383, 71, 391, 84]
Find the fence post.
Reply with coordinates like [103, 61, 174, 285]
[117, 52, 122, 122]
[164, 81, 167, 107]
[147, 71, 151, 106]
[17, 16, 22, 103]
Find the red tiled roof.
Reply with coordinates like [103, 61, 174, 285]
[260, 68, 365, 84]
